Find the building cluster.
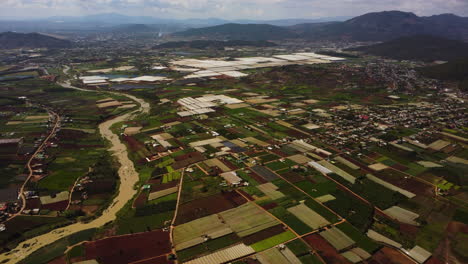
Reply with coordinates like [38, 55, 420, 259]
[304, 96, 467, 149]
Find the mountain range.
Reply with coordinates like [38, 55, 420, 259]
[0, 32, 71, 49]
[175, 11, 468, 42]
[0, 13, 351, 32]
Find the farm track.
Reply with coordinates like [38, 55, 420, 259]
[0, 75, 149, 263]
[4, 109, 60, 223]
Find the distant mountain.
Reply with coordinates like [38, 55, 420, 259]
[0, 31, 71, 49]
[173, 23, 297, 41]
[233, 17, 351, 26]
[155, 40, 276, 49]
[419, 58, 468, 91]
[295, 11, 468, 41]
[349, 35, 468, 61]
[48, 13, 160, 24]
[112, 24, 156, 33]
[173, 11, 468, 42]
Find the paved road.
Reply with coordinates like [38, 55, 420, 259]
[0, 78, 149, 263]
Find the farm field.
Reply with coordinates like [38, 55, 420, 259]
[0, 44, 467, 264]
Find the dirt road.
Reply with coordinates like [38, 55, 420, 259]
[0, 79, 149, 263]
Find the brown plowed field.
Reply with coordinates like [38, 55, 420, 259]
[303, 234, 351, 264]
[175, 191, 247, 225]
[369, 247, 414, 264]
[242, 225, 285, 245]
[84, 230, 171, 264]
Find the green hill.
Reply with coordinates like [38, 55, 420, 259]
[348, 35, 468, 61]
[292, 11, 468, 41]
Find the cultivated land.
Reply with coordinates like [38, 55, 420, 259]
[0, 34, 466, 264]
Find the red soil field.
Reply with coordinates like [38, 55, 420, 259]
[84, 230, 171, 264]
[270, 149, 288, 157]
[172, 152, 205, 170]
[122, 135, 145, 152]
[425, 257, 445, 264]
[42, 200, 68, 211]
[220, 158, 238, 171]
[391, 163, 408, 171]
[369, 247, 414, 264]
[246, 169, 268, 184]
[237, 189, 254, 201]
[260, 202, 278, 210]
[47, 256, 67, 264]
[151, 181, 178, 192]
[25, 197, 41, 209]
[131, 255, 174, 264]
[399, 223, 419, 238]
[175, 191, 247, 225]
[377, 171, 433, 196]
[133, 191, 148, 208]
[303, 234, 351, 264]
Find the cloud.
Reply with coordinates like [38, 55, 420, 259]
[1, 0, 468, 19]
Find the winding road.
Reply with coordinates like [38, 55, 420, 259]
[0, 72, 149, 263]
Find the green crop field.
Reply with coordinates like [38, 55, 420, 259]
[251, 231, 296, 252]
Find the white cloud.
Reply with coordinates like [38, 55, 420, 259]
[1, 0, 467, 19]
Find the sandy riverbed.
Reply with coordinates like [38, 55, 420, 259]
[0, 82, 149, 263]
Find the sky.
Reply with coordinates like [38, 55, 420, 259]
[1, 0, 468, 20]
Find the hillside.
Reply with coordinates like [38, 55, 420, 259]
[155, 40, 276, 49]
[295, 11, 468, 41]
[0, 32, 71, 49]
[173, 11, 468, 42]
[349, 35, 468, 61]
[419, 59, 468, 91]
[173, 23, 297, 41]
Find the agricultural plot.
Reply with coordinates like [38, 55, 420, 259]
[250, 165, 279, 182]
[220, 203, 279, 237]
[184, 243, 255, 264]
[257, 183, 285, 200]
[383, 206, 420, 226]
[241, 225, 285, 245]
[148, 186, 178, 201]
[84, 230, 171, 264]
[303, 234, 352, 264]
[269, 206, 313, 235]
[294, 180, 337, 198]
[161, 171, 182, 183]
[176, 234, 240, 262]
[342, 247, 372, 263]
[265, 159, 296, 171]
[287, 154, 312, 164]
[256, 247, 302, 264]
[250, 231, 296, 252]
[335, 156, 360, 170]
[287, 203, 330, 229]
[316, 194, 336, 203]
[366, 174, 416, 198]
[336, 222, 380, 253]
[176, 191, 247, 224]
[319, 227, 355, 251]
[173, 214, 233, 250]
[317, 160, 356, 184]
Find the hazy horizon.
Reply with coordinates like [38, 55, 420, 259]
[1, 0, 468, 20]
